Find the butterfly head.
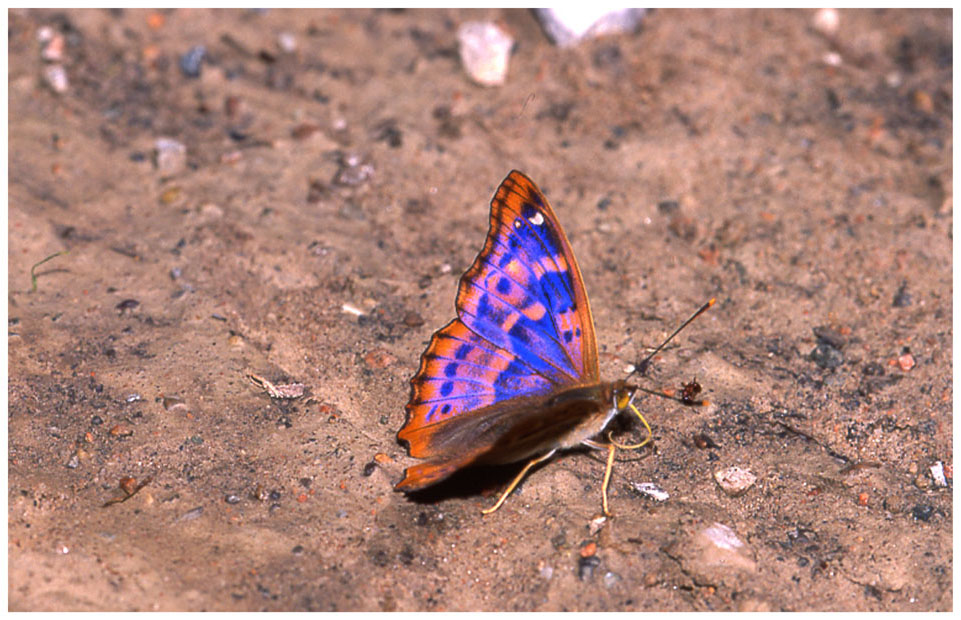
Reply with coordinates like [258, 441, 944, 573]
[615, 381, 637, 410]
[604, 380, 653, 451]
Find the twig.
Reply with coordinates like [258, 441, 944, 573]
[30, 250, 69, 292]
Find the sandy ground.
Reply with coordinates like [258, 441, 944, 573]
[7, 8, 952, 611]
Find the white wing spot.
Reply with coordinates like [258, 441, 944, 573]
[529, 211, 545, 226]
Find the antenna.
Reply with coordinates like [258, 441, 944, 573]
[631, 298, 715, 378]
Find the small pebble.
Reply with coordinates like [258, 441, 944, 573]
[538, 562, 554, 580]
[225, 494, 242, 504]
[154, 138, 187, 174]
[43, 64, 69, 93]
[693, 433, 718, 449]
[160, 186, 182, 204]
[911, 504, 934, 521]
[41, 32, 65, 62]
[147, 12, 165, 30]
[277, 32, 296, 53]
[119, 477, 138, 495]
[809, 342, 843, 369]
[362, 462, 377, 477]
[109, 423, 133, 437]
[892, 282, 912, 307]
[603, 571, 622, 588]
[823, 51, 843, 67]
[292, 545, 304, 555]
[116, 298, 140, 313]
[913, 90, 934, 114]
[271, 383, 306, 399]
[457, 21, 514, 86]
[587, 515, 607, 536]
[291, 123, 321, 140]
[812, 326, 846, 349]
[178, 506, 204, 522]
[668, 214, 698, 241]
[180, 45, 206, 78]
[535, 8, 646, 47]
[65, 454, 79, 469]
[403, 311, 425, 328]
[338, 200, 365, 222]
[364, 348, 396, 369]
[702, 523, 747, 553]
[578, 555, 600, 581]
[333, 154, 374, 186]
[897, 352, 915, 371]
[812, 8, 839, 36]
[125, 393, 142, 403]
[714, 466, 757, 497]
[632, 481, 670, 502]
[930, 462, 947, 487]
[162, 395, 187, 411]
[36, 26, 55, 43]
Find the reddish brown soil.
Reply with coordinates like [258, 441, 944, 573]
[8, 8, 951, 611]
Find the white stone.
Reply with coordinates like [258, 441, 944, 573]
[154, 137, 187, 174]
[714, 466, 757, 496]
[632, 481, 670, 502]
[43, 64, 68, 93]
[457, 21, 514, 87]
[535, 8, 646, 47]
[812, 8, 839, 36]
[930, 461, 947, 487]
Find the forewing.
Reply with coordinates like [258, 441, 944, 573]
[399, 171, 599, 459]
[460, 170, 598, 384]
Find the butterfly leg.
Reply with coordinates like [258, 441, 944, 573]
[583, 439, 617, 517]
[481, 449, 557, 515]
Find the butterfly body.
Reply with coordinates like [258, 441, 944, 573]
[396, 171, 642, 513]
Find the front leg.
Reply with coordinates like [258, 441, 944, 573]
[582, 439, 617, 517]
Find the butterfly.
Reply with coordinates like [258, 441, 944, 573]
[395, 170, 709, 516]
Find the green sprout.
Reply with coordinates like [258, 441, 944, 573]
[30, 250, 69, 293]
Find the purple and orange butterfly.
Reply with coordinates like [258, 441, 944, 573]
[395, 170, 712, 515]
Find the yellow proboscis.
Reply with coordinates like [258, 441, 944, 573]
[607, 401, 652, 450]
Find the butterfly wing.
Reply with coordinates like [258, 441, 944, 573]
[398, 171, 599, 478]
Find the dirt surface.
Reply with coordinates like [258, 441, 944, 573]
[7, 8, 952, 611]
